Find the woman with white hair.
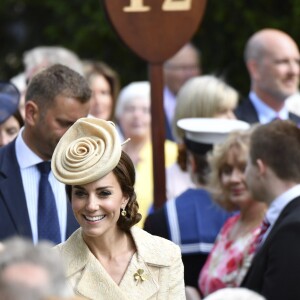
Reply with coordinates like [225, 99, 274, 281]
[203, 287, 266, 300]
[115, 81, 177, 226]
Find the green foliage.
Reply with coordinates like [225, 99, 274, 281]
[2, 0, 300, 95]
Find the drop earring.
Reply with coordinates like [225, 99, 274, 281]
[121, 207, 127, 217]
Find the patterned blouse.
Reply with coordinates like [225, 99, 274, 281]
[198, 214, 261, 297]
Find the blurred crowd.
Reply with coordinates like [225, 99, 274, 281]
[1, 27, 300, 300]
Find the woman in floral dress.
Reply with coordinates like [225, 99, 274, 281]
[198, 129, 266, 297]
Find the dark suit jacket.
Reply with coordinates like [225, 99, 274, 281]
[234, 97, 300, 124]
[0, 140, 78, 242]
[241, 196, 300, 300]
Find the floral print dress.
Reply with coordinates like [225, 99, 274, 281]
[198, 214, 261, 297]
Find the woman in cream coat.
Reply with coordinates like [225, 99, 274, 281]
[51, 118, 185, 300]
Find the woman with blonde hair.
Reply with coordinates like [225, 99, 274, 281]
[167, 75, 238, 200]
[144, 118, 249, 291]
[172, 75, 238, 142]
[198, 129, 266, 297]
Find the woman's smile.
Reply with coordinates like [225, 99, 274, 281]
[83, 214, 106, 223]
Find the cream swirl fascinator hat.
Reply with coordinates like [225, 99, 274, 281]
[51, 117, 123, 185]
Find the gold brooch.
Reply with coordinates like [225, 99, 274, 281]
[134, 269, 147, 285]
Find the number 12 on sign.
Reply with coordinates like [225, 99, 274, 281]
[124, 0, 192, 12]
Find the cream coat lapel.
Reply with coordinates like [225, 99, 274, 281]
[76, 254, 130, 300]
[56, 227, 177, 300]
[56, 229, 129, 300]
[118, 227, 173, 299]
[119, 252, 160, 299]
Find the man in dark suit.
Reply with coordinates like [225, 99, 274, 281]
[0, 64, 91, 244]
[242, 120, 300, 300]
[235, 28, 300, 124]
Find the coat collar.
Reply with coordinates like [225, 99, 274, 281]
[59, 227, 170, 300]
[130, 226, 172, 267]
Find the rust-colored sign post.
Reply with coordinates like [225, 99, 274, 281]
[103, 0, 207, 209]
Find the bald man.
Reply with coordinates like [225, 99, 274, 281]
[235, 28, 300, 124]
[163, 43, 201, 140]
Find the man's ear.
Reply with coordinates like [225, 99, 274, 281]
[247, 59, 260, 81]
[25, 100, 39, 126]
[256, 159, 267, 175]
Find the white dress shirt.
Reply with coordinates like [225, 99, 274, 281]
[249, 91, 289, 124]
[263, 184, 300, 242]
[15, 128, 67, 244]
